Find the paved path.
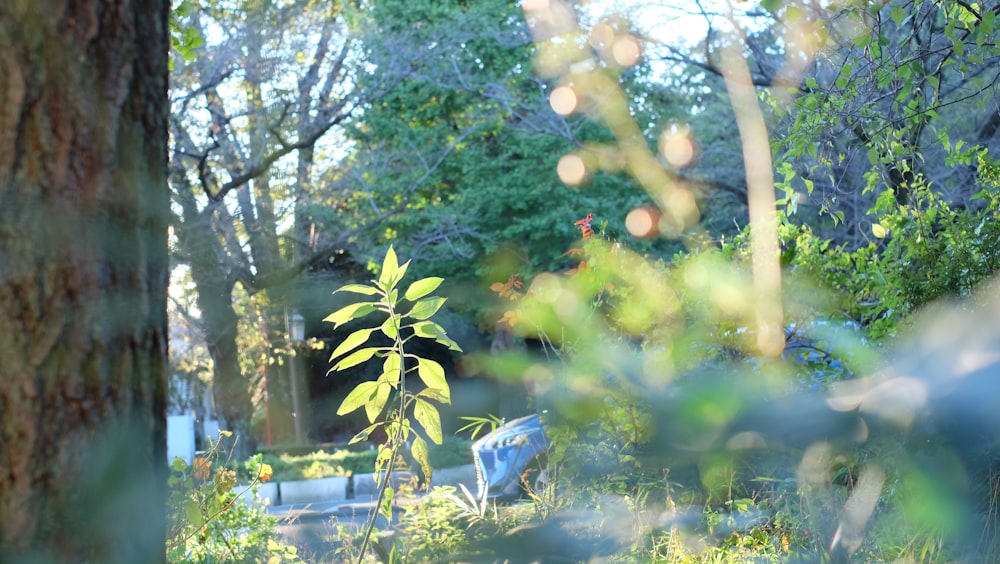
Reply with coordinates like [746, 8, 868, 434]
[267, 493, 420, 561]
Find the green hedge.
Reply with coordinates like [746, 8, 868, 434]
[238, 436, 474, 482]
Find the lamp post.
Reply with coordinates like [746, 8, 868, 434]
[287, 310, 305, 443]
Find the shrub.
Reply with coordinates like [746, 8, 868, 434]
[259, 449, 378, 482]
[166, 433, 301, 563]
[427, 435, 473, 469]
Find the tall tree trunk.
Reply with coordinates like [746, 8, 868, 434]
[0, 1, 169, 562]
[172, 187, 258, 458]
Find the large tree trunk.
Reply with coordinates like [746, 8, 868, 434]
[0, 1, 169, 562]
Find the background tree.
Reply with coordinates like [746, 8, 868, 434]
[340, 0, 689, 314]
[0, 1, 169, 561]
[168, 0, 408, 451]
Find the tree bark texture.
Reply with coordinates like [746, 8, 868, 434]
[0, 1, 169, 562]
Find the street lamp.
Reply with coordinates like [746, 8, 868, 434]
[287, 310, 305, 443]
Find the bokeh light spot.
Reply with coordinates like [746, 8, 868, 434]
[530, 272, 562, 303]
[625, 206, 660, 238]
[521, 0, 549, 12]
[590, 22, 615, 50]
[557, 153, 587, 186]
[549, 86, 577, 115]
[611, 35, 641, 67]
[660, 125, 696, 167]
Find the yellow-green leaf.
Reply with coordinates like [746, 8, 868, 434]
[337, 381, 379, 416]
[379, 485, 394, 522]
[171, 456, 188, 472]
[334, 283, 379, 296]
[329, 328, 377, 362]
[417, 357, 450, 403]
[378, 246, 399, 289]
[413, 398, 443, 444]
[350, 423, 380, 444]
[411, 321, 462, 351]
[406, 297, 446, 320]
[333, 347, 379, 371]
[366, 382, 391, 423]
[184, 500, 202, 527]
[382, 352, 401, 386]
[417, 387, 449, 403]
[411, 434, 432, 484]
[404, 277, 443, 301]
[380, 316, 399, 339]
[872, 223, 887, 238]
[323, 302, 376, 330]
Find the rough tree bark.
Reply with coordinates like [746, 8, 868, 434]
[0, 1, 169, 562]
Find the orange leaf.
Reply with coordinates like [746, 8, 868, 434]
[259, 463, 273, 483]
[193, 457, 212, 481]
[498, 310, 519, 327]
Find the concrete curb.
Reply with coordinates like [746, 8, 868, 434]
[254, 464, 480, 520]
[280, 476, 350, 505]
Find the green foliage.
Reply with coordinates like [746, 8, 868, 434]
[392, 486, 500, 562]
[759, 172, 1000, 338]
[767, 0, 1000, 239]
[166, 432, 300, 563]
[456, 413, 504, 440]
[327, 246, 462, 562]
[334, 0, 685, 324]
[237, 449, 378, 483]
[169, 0, 203, 70]
[426, 434, 474, 469]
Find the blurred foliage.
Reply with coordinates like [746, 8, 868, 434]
[253, 449, 375, 483]
[332, 0, 690, 321]
[237, 436, 472, 483]
[729, 156, 1000, 339]
[166, 432, 298, 563]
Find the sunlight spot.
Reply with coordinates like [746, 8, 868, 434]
[590, 22, 615, 50]
[796, 442, 833, 486]
[859, 377, 928, 429]
[553, 290, 580, 321]
[611, 35, 642, 67]
[549, 86, 578, 115]
[521, 0, 549, 12]
[530, 272, 562, 304]
[660, 125, 696, 167]
[955, 349, 1000, 379]
[625, 206, 659, 238]
[529, 272, 579, 322]
[832, 465, 885, 554]
[727, 431, 767, 449]
[557, 153, 587, 186]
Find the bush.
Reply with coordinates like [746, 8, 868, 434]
[166, 434, 301, 563]
[252, 448, 377, 482]
[428, 435, 473, 469]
